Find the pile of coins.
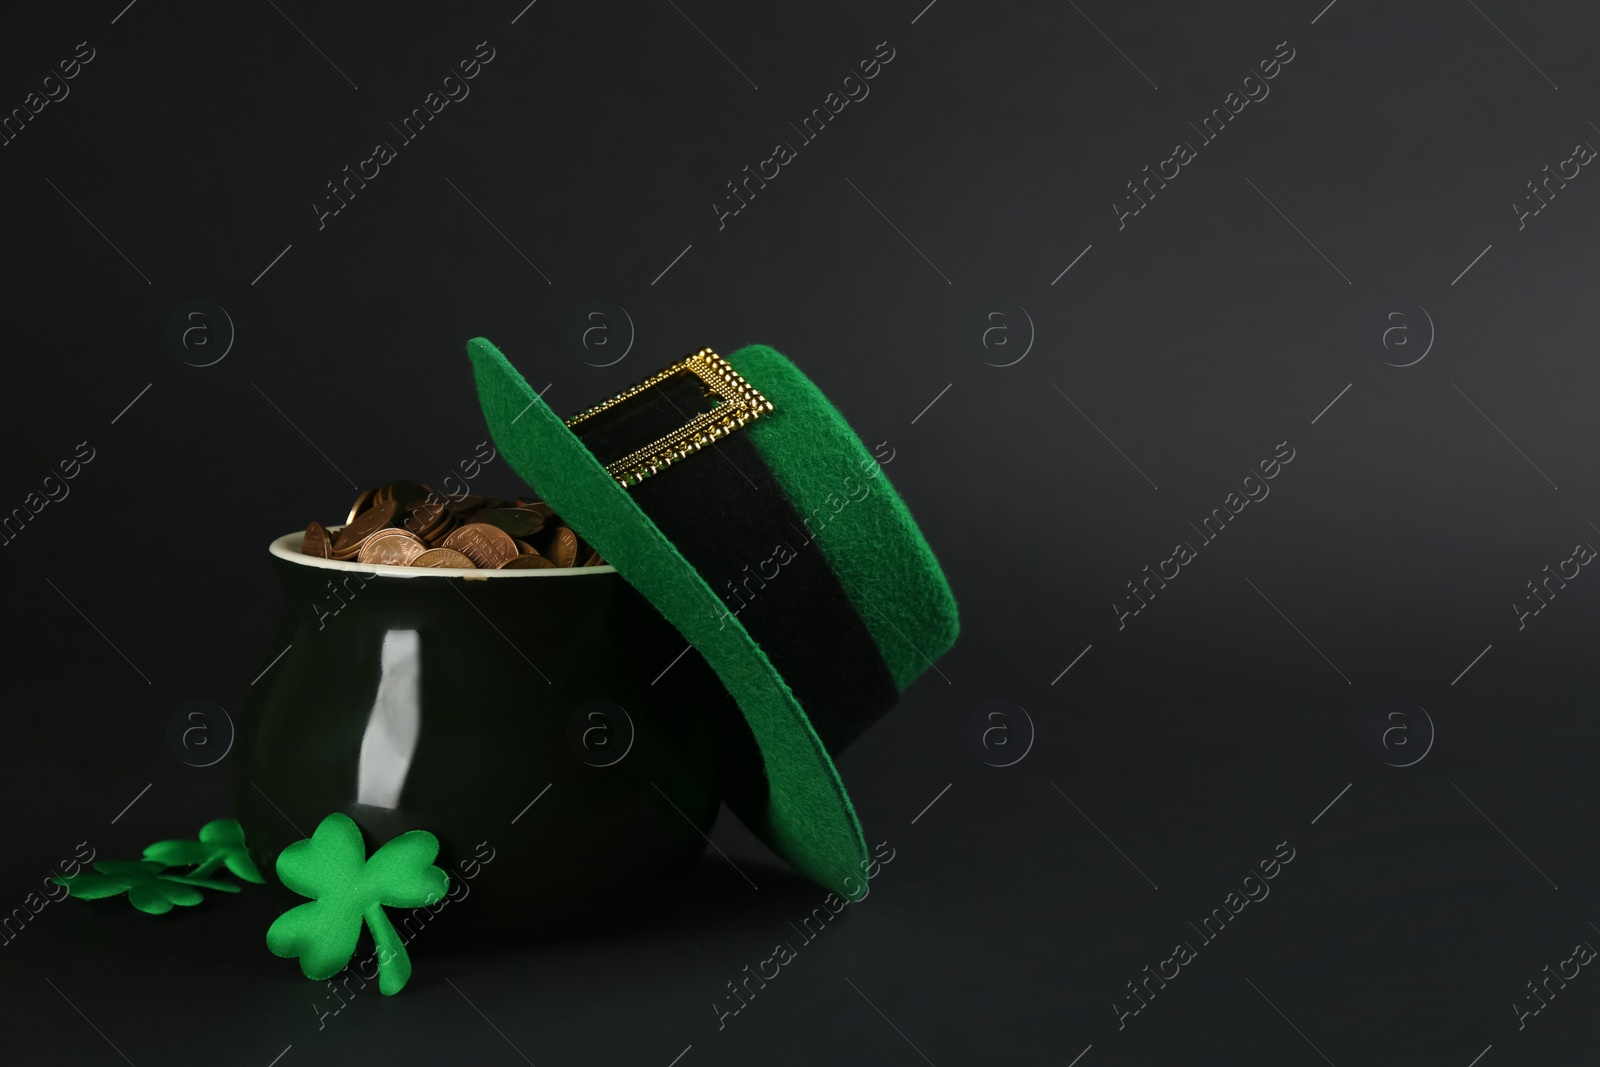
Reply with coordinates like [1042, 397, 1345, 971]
[300, 481, 605, 570]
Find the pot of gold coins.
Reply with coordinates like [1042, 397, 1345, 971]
[235, 480, 734, 939]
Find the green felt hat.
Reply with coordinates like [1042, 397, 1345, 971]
[466, 338, 958, 898]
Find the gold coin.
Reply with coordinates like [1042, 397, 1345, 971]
[357, 528, 427, 566]
[332, 498, 398, 558]
[544, 525, 578, 567]
[441, 522, 519, 569]
[301, 522, 332, 559]
[401, 497, 453, 542]
[518, 500, 556, 523]
[314, 484, 579, 568]
[478, 508, 546, 537]
[499, 553, 555, 569]
[410, 547, 476, 569]
[387, 480, 429, 510]
[345, 487, 376, 526]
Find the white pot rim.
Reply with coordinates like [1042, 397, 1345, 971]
[267, 528, 618, 580]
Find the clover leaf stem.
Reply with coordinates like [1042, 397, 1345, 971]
[364, 904, 413, 996]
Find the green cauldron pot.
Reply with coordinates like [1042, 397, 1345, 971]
[235, 531, 728, 940]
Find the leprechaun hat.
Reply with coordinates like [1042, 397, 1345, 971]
[466, 339, 958, 899]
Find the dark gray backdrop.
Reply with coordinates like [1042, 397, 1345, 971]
[3, 0, 1600, 1063]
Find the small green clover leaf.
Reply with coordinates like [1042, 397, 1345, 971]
[143, 818, 265, 884]
[265, 813, 448, 996]
[52, 860, 241, 915]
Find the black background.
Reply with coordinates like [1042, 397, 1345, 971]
[4, 0, 1600, 1063]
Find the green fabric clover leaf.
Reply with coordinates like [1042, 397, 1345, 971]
[143, 818, 265, 884]
[52, 860, 242, 915]
[266, 813, 448, 996]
